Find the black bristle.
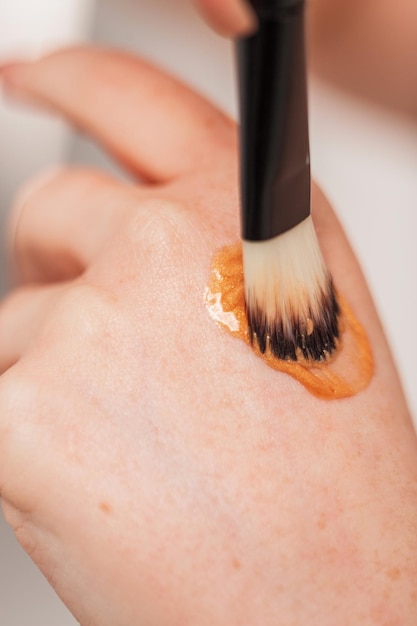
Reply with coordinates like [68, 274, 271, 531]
[246, 277, 340, 363]
[256, 327, 267, 354]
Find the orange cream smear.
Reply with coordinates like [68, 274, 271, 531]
[205, 244, 374, 400]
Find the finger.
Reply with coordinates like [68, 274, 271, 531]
[194, 0, 257, 36]
[10, 168, 134, 283]
[1, 47, 235, 182]
[0, 283, 66, 374]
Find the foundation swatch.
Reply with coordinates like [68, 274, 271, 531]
[205, 244, 374, 400]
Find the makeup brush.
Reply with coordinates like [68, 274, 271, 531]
[237, 0, 340, 362]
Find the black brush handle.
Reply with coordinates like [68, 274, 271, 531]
[238, 0, 310, 241]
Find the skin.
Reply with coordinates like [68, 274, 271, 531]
[192, 0, 257, 35]
[308, 0, 417, 117]
[0, 48, 417, 625]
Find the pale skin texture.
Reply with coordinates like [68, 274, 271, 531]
[0, 48, 417, 625]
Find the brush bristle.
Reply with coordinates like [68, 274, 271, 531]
[243, 216, 340, 362]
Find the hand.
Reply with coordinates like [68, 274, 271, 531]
[192, 0, 256, 35]
[0, 48, 417, 626]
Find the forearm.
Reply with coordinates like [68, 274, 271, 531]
[308, 0, 417, 116]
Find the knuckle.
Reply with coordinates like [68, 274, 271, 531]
[0, 285, 60, 374]
[127, 198, 193, 262]
[10, 168, 65, 241]
[10, 167, 132, 259]
[9, 514, 39, 560]
[0, 373, 46, 437]
[2, 499, 46, 568]
[129, 200, 181, 243]
[53, 283, 118, 346]
[0, 371, 38, 420]
[1, 501, 36, 554]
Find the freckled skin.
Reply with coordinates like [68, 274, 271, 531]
[99, 502, 112, 515]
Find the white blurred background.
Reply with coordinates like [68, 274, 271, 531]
[0, 0, 416, 623]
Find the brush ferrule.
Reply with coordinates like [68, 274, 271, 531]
[238, 0, 310, 242]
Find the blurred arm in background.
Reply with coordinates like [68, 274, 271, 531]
[309, 0, 417, 118]
[192, 0, 417, 118]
